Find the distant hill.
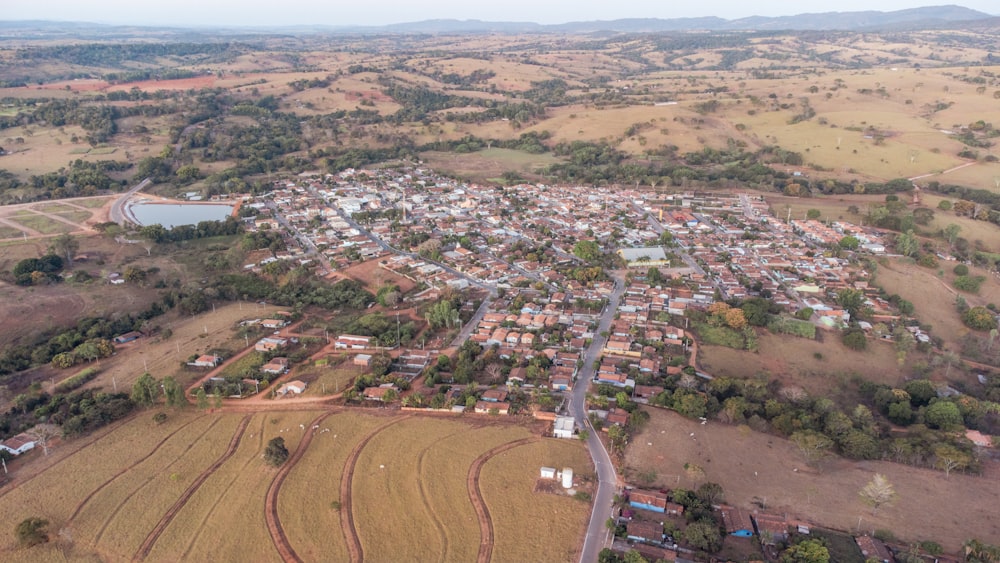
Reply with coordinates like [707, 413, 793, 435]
[0, 5, 994, 38]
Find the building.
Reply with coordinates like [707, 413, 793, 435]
[113, 331, 143, 344]
[474, 401, 510, 415]
[481, 389, 508, 403]
[752, 512, 788, 545]
[855, 535, 894, 563]
[353, 354, 373, 367]
[335, 334, 372, 349]
[363, 385, 398, 401]
[255, 337, 288, 352]
[191, 354, 222, 368]
[717, 505, 754, 537]
[261, 357, 290, 375]
[626, 520, 665, 545]
[553, 416, 575, 439]
[540, 466, 557, 479]
[629, 489, 668, 513]
[617, 247, 670, 267]
[276, 380, 306, 396]
[0, 433, 36, 456]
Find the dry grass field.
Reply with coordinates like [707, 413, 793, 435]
[0, 409, 588, 562]
[480, 438, 594, 563]
[626, 408, 1000, 553]
[422, 148, 563, 183]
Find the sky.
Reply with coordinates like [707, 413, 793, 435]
[4, 1, 997, 27]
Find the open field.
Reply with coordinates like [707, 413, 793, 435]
[421, 148, 563, 183]
[292, 359, 361, 396]
[626, 408, 1000, 553]
[699, 331, 910, 396]
[0, 409, 587, 561]
[480, 438, 594, 563]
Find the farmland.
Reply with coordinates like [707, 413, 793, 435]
[0, 410, 591, 561]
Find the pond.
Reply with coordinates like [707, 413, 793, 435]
[128, 203, 234, 229]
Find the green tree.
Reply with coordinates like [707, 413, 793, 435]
[162, 376, 184, 407]
[195, 388, 209, 410]
[14, 517, 49, 548]
[896, 229, 919, 257]
[963, 306, 996, 331]
[791, 430, 833, 466]
[838, 235, 860, 250]
[131, 372, 158, 407]
[943, 223, 961, 247]
[781, 539, 830, 563]
[682, 520, 722, 553]
[572, 240, 601, 262]
[924, 401, 962, 430]
[842, 329, 867, 351]
[264, 436, 289, 466]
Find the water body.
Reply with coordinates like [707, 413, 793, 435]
[129, 203, 234, 229]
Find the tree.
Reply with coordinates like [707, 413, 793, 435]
[162, 376, 184, 407]
[838, 235, 860, 250]
[896, 229, 919, 257]
[696, 482, 725, 505]
[924, 400, 962, 430]
[195, 388, 209, 410]
[933, 444, 972, 476]
[15, 517, 49, 548]
[781, 539, 830, 563]
[791, 430, 833, 466]
[682, 520, 722, 553]
[836, 289, 866, 319]
[572, 240, 601, 262]
[131, 372, 158, 407]
[50, 233, 79, 267]
[842, 329, 867, 351]
[943, 223, 961, 248]
[27, 424, 61, 456]
[963, 306, 996, 331]
[859, 474, 896, 515]
[264, 436, 289, 466]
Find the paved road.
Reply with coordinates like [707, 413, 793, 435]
[571, 272, 626, 563]
[110, 177, 152, 225]
[451, 291, 496, 348]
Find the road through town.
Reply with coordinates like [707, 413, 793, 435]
[572, 272, 626, 563]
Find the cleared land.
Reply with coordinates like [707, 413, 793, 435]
[626, 408, 1000, 553]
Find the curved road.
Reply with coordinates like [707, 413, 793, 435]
[110, 177, 152, 225]
[571, 273, 626, 563]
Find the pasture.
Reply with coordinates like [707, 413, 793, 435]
[626, 408, 1000, 553]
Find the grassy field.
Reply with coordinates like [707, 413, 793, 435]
[421, 148, 563, 183]
[480, 438, 593, 563]
[626, 408, 1000, 553]
[294, 359, 360, 396]
[7, 212, 77, 235]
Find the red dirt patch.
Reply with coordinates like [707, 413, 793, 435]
[106, 75, 216, 92]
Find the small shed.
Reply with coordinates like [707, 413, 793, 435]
[540, 467, 556, 479]
[561, 467, 573, 489]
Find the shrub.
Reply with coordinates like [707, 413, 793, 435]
[917, 253, 938, 268]
[953, 264, 969, 276]
[264, 436, 289, 466]
[954, 275, 984, 293]
[54, 367, 100, 393]
[962, 306, 996, 331]
[15, 517, 49, 548]
[842, 328, 867, 351]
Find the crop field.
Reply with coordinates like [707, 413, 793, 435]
[0, 410, 587, 561]
[626, 408, 1000, 553]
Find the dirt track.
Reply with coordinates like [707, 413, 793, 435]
[264, 411, 335, 563]
[339, 416, 411, 563]
[467, 437, 540, 563]
[132, 414, 252, 561]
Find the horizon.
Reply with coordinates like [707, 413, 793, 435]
[1, 1, 996, 28]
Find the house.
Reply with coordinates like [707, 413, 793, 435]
[276, 380, 307, 396]
[550, 376, 572, 391]
[0, 433, 36, 456]
[191, 354, 222, 368]
[481, 389, 508, 403]
[665, 502, 684, 516]
[629, 489, 668, 513]
[362, 385, 398, 401]
[113, 331, 143, 344]
[553, 416, 575, 439]
[966, 429, 993, 448]
[752, 512, 788, 545]
[606, 408, 630, 427]
[353, 354, 373, 367]
[261, 357, 289, 375]
[540, 466, 557, 479]
[474, 400, 510, 415]
[626, 520, 665, 545]
[855, 535, 894, 563]
[717, 505, 754, 537]
[255, 337, 287, 352]
[261, 318, 288, 330]
[335, 334, 372, 349]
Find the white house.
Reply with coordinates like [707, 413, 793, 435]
[553, 416, 575, 439]
[0, 433, 36, 456]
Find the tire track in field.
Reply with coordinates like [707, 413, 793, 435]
[132, 414, 252, 561]
[417, 429, 466, 563]
[339, 415, 411, 563]
[265, 411, 336, 563]
[468, 437, 540, 563]
[93, 416, 225, 547]
[67, 414, 208, 524]
[177, 414, 267, 560]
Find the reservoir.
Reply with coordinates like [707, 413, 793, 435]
[128, 202, 234, 229]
